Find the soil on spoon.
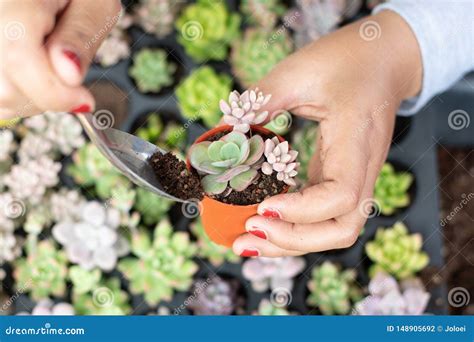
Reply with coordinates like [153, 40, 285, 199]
[149, 152, 203, 201]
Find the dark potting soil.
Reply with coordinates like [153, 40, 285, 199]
[437, 147, 474, 315]
[150, 152, 203, 201]
[211, 172, 285, 206]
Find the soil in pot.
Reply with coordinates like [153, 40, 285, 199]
[149, 152, 203, 201]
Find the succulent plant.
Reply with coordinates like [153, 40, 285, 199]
[129, 48, 177, 94]
[188, 276, 241, 315]
[95, 12, 132, 67]
[242, 256, 306, 292]
[176, 66, 232, 127]
[22, 112, 85, 156]
[14, 240, 68, 300]
[108, 186, 137, 214]
[3, 155, 61, 205]
[69, 266, 102, 295]
[52, 201, 129, 272]
[365, 222, 429, 279]
[261, 138, 299, 186]
[134, 0, 183, 38]
[307, 261, 362, 315]
[118, 218, 198, 305]
[219, 88, 271, 133]
[240, 0, 286, 29]
[176, 0, 241, 62]
[353, 272, 430, 315]
[286, 0, 361, 49]
[374, 163, 413, 215]
[0, 226, 20, 264]
[190, 131, 265, 195]
[231, 28, 293, 88]
[134, 187, 173, 226]
[73, 278, 131, 315]
[0, 129, 14, 163]
[255, 299, 291, 316]
[191, 218, 240, 266]
[24, 201, 53, 235]
[49, 189, 86, 222]
[18, 299, 75, 316]
[291, 123, 318, 182]
[68, 143, 131, 199]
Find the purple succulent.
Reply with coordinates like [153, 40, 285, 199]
[261, 137, 299, 186]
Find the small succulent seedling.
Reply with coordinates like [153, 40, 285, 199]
[262, 138, 299, 186]
[190, 131, 265, 195]
[219, 89, 271, 133]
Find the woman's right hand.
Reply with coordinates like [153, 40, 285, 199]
[0, 0, 122, 119]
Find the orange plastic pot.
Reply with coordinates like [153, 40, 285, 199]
[187, 125, 286, 247]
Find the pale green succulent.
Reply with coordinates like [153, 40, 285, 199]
[255, 299, 291, 316]
[366, 222, 429, 279]
[176, 66, 232, 127]
[307, 261, 362, 315]
[189, 131, 265, 195]
[134, 187, 173, 226]
[291, 123, 318, 182]
[240, 0, 286, 29]
[231, 28, 293, 88]
[374, 163, 413, 215]
[129, 48, 176, 93]
[69, 266, 102, 295]
[73, 278, 131, 315]
[176, 0, 241, 62]
[14, 240, 68, 300]
[118, 218, 198, 305]
[68, 143, 131, 199]
[191, 218, 240, 266]
[136, 115, 187, 151]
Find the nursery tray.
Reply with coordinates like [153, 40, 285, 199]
[77, 0, 474, 316]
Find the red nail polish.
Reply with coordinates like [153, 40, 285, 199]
[240, 249, 260, 257]
[248, 229, 267, 240]
[63, 49, 81, 71]
[262, 209, 281, 219]
[70, 104, 91, 114]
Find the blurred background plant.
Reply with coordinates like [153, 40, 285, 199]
[374, 163, 413, 215]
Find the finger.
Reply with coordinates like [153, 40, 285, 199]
[233, 234, 305, 258]
[46, 0, 122, 86]
[245, 214, 363, 253]
[258, 119, 369, 224]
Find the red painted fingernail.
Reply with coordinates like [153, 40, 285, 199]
[70, 104, 91, 114]
[262, 209, 281, 219]
[240, 248, 260, 257]
[63, 49, 81, 71]
[248, 229, 267, 240]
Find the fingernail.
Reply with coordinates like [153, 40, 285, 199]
[248, 228, 268, 240]
[240, 248, 260, 257]
[63, 49, 81, 71]
[70, 104, 91, 114]
[262, 208, 282, 219]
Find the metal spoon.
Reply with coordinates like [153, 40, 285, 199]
[76, 112, 185, 203]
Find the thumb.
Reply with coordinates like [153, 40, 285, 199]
[46, 0, 122, 87]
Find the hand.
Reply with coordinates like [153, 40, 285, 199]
[0, 0, 122, 119]
[234, 11, 423, 257]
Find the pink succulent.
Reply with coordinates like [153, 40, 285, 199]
[219, 88, 271, 133]
[261, 137, 299, 186]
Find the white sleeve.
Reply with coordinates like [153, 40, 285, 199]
[373, 0, 474, 115]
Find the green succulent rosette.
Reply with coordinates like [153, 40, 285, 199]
[366, 222, 429, 279]
[374, 163, 413, 215]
